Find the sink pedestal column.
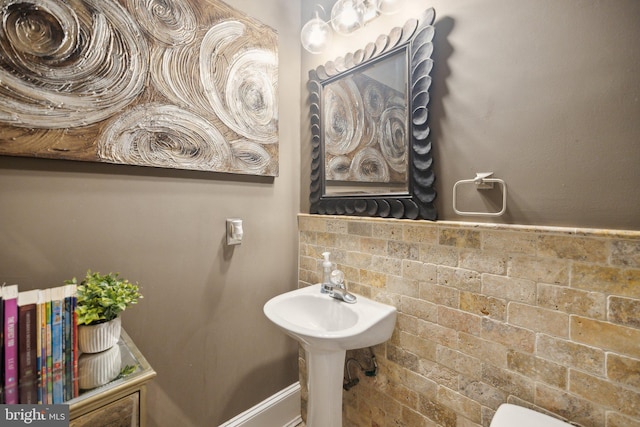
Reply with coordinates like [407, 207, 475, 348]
[305, 349, 346, 427]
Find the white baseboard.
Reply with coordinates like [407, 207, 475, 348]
[219, 382, 302, 427]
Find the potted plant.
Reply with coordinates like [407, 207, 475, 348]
[69, 270, 142, 354]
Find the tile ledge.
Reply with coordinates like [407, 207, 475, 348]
[297, 214, 640, 238]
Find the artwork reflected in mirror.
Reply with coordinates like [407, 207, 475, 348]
[323, 50, 409, 195]
[308, 9, 437, 220]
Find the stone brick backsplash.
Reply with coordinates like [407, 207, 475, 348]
[297, 214, 640, 427]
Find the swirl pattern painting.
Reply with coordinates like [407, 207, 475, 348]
[0, 0, 279, 176]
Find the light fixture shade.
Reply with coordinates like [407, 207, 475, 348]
[301, 17, 333, 54]
[376, 0, 404, 15]
[331, 0, 365, 35]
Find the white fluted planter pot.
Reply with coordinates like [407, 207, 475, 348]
[78, 316, 121, 354]
[78, 344, 121, 389]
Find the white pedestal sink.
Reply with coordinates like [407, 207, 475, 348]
[264, 284, 397, 427]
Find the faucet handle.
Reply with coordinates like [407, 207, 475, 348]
[330, 269, 345, 288]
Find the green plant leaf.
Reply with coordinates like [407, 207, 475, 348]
[73, 270, 142, 325]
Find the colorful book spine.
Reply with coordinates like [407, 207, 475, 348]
[44, 288, 53, 404]
[0, 286, 4, 403]
[72, 289, 79, 397]
[63, 284, 76, 401]
[50, 286, 64, 404]
[36, 289, 47, 404]
[18, 289, 39, 403]
[3, 284, 19, 404]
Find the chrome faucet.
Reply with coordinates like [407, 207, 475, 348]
[323, 269, 357, 304]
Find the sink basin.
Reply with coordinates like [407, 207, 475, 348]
[264, 284, 397, 351]
[264, 284, 397, 427]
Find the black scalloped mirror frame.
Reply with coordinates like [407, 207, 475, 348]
[307, 8, 437, 220]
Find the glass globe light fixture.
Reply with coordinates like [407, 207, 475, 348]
[301, 14, 333, 54]
[376, 0, 404, 15]
[331, 0, 365, 35]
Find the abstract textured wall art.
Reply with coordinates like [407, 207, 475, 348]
[0, 0, 279, 176]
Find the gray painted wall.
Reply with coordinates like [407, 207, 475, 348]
[301, 0, 640, 230]
[0, 0, 301, 425]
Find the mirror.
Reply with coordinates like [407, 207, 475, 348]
[324, 49, 409, 195]
[308, 8, 437, 220]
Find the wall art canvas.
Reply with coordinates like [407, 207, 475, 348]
[0, 0, 279, 176]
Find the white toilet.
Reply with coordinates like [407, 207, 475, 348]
[490, 404, 573, 427]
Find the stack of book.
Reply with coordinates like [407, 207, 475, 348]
[0, 284, 78, 404]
